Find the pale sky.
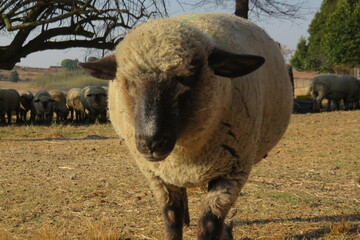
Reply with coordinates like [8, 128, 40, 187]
[0, 0, 323, 68]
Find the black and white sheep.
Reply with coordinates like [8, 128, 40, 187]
[80, 13, 293, 240]
[0, 89, 20, 124]
[32, 90, 54, 124]
[66, 88, 85, 122]
[309, 74, 360, 111]
[80, 86, 108, 123]
[49, 90, 69, 123]
[18, 90, 33, 122]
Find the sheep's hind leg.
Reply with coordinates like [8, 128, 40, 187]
[150, 176, 188, 240]
[197, 176, 247, 240]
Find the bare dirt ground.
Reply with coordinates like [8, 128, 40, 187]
[0, 111, 359, 240]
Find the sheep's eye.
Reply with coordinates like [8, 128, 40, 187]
[175, 76, 193, 87]
[87, 94, 93, 97]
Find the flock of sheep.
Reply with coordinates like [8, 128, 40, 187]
[0, 85, 108, 124]
[2, 73, 358, 126]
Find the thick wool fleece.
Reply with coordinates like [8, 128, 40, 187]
[108, 13, 292, 190]
[66, 88, 84, 112]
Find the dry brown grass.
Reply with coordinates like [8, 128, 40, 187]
[85, 218, 123, 240]
[0, 67, 46, 92]
[0, 80, 43, 93]
[0, 67, 45, 80]
[0, 111, 359, 239]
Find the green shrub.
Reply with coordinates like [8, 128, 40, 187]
[10, 71, 20, 83]
[61, 59, 80, 70]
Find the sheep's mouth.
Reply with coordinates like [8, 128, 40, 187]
[136, 140, 175, 162]
[143, 155, 168, 162]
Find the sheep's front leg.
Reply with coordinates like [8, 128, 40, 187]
[150, 176, 188, 240]
[197, 176, 248, 240]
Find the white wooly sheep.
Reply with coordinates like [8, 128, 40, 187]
[66, 88, 85, 122]
[49, 90, 69, 122]
[80, 13, 293, 240]
[80, 86, 108, 123]
[32, 90, 54, 123]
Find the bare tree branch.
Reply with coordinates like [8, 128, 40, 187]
[250, 0, 304, 20]
[184, 0, 305, 21]
[0, 0, 169, 70]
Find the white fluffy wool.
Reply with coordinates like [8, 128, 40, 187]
[100, 13, 295, 229]
[108, 13, 293, 190]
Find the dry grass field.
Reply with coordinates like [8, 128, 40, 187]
[1, 67, 106, 92]
[0, 70, 359, 239]
[0, 110, 359, 240]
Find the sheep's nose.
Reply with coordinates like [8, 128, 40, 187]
[95, 94, 101, 103]
[135, 134, 175, 161]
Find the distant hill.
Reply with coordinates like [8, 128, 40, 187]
[1, 66, 107, 92]
[0, 66, 51, 82]
[0, 66, 62, 92]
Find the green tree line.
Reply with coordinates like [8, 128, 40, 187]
[291, 0, 360, 73]
[61, 57, 98, 71]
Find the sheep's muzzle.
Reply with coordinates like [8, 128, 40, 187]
[134, 81, 179, 162]
[135, 133, 176, 161]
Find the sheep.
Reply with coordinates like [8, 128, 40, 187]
[32, 90, 54, 124]
[49, 90, 69, 123]
[66, 88, 85, 122]
[0, 89, 20, 124]
[309, 74, 360, 111]
[18, 90, 33, 122]
[80, 86, 108, 123]
[80, 13, 293, 240]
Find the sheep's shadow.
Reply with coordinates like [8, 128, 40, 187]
[234, 214, 360, 226]
[9, 135, 118, 141]
[289, 224, 359, 240]
[233, 214, 360, 239]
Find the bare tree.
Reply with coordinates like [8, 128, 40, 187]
[246, 0, 304, 19]
[191, 0, 304, 20]
[235, 0, 249, 19]
[0, 0, 168, 70]
[280, 44, 294, 62]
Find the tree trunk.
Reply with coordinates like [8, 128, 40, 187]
[235, 0, 249, 19]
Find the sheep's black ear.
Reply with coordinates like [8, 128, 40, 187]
[208, 48, 265, 78]
[79, 54, 117, 80]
